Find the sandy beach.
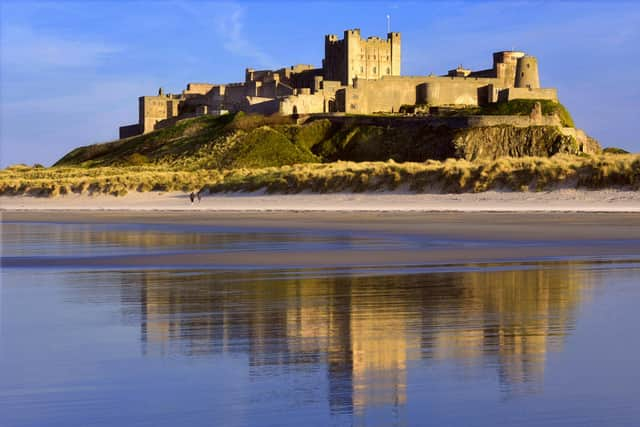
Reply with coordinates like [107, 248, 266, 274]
[4, 208, 640, 268]
[3, 189, 639, 268]
[1, 189, 639, 212]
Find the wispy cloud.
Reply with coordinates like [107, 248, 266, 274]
[3, 79, 147, 113]
[0, 25, 121, 70]
[1, 77, 150, 166]
[215, 6, 275, 67]
[178, 1, 276, 69]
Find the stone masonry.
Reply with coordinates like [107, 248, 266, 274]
[119, 28, 558, 138]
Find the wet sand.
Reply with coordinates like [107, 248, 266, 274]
[3, 211, 640, 268]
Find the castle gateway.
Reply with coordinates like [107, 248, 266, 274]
[119, 28, 557, 138]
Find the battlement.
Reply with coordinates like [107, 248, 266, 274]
[119, 27, 556, 137]
[184, 83, 215, 95]
[323, 28, 401, 85]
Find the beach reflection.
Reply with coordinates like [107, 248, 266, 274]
[1, 222, 382, 257]
[107, 265, 590, 414]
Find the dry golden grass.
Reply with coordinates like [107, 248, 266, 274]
[2, 154, 638, 197]
[0, 165, 221, 197]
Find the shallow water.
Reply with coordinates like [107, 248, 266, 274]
[2, 221, 640, 426]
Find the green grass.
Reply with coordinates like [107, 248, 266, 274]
[223, 126, 318, 168]
[55, 113, 315, 170]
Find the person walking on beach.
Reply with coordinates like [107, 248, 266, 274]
[196, 190, 202, 203]
[189, 192, 196, 204]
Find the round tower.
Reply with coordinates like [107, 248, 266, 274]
[515, 56, 540, 89]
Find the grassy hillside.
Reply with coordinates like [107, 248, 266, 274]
[56, 106, 593, 169]
[55, 113, 320, 169]
[4, 154, 639, 197]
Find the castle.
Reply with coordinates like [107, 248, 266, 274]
[119, 28, 558, 138]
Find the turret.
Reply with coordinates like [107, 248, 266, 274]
[493, 51, 525, 87]
[515, 56, 540, 89]
[344, 29, 361, 85]
[388, 31, 401, 76]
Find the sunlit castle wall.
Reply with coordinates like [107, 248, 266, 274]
[324, 29, 401, 86]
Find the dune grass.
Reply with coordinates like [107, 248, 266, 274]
[2, 154, 638, 197]
[0, 164, 221, 197]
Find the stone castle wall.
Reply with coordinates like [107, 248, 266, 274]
[341, 76, 500, 114]
[500, 87, 558, 102]
[119, 124, 140, 139]
[120, 27, 558, 138]
[184, 83, 215, 95]
[139, 95, 181, 134]
[306, 114, 562, 129]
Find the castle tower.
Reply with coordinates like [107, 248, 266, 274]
[493, 51, 525, 87]
[515, 56, 540, 89]
[344, 28, 362, 86]
[323, 33, 345, 83]
[388, 32, 401, 76]
[323, 29, 402, 86]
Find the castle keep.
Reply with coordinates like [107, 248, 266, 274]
[119, 28, 558, 138]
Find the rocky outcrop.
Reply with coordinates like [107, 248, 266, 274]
[452, 125, 600, 161]
[319, 121, 600, 163]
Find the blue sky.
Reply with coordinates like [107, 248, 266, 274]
[1, 1, 639, 166]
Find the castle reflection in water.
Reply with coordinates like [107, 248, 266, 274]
[111, 266, 592, 415]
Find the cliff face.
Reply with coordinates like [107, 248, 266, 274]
[318, 121, 600, 163]
[452, 126, 593, 161]
[56, 113, 600, 168]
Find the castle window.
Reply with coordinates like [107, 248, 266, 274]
[527, 64, 530, 68]
[521, 72, 525, 77]
[386, 67, 390, 74]
[373, 67, 377, 73]
[360, 66, 364, 72]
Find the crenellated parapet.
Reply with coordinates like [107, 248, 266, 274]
[119, 27, 559, 138]
[323, 29, 401, 86]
